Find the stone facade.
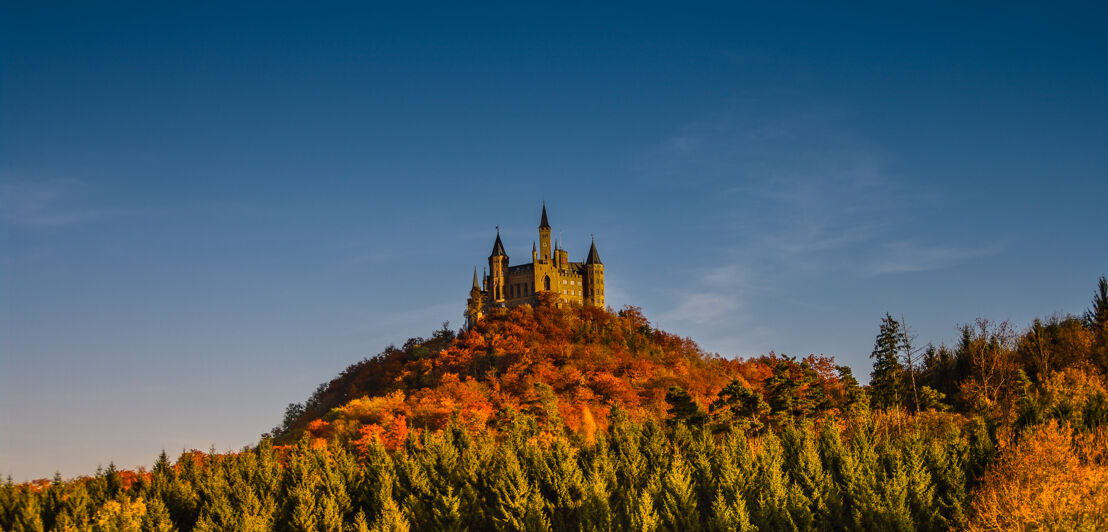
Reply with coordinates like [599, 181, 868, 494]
[466, 204, 604, 328]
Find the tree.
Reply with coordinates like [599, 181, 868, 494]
[870, 314, 907, 410]
[1084, 275, 1108, 330]
[710, 381, 769, 433]
[1086, 275, 1108, 375]
[958, 319, 1019, 414]
[898, 316, 923, 413]
[665, 387, 707, 428]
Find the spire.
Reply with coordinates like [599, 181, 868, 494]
[586, 237, 602, 265]
[490, 228, 507, 258]
[532, 241, 537, 253]
[539, 202, 551, 229]
[472, 267, 480, 289]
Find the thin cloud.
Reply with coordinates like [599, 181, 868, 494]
[658, 264, 751, 327]
[0, 179, 106, 226]
[864, 239, 1004, 276]
[637, 103, 1002, 357]
[0, 179, 160, 227]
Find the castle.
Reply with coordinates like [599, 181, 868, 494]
[466, 204, 604, 328]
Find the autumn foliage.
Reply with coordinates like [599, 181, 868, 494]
[273, 298, 856, 452]
[3, 276, 1107, 531]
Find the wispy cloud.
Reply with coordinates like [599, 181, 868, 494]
[658, 264, 751, 327]
[0, 179, 107, 226]
[0, 179, 155, 227]
[637, 104, 1001, 357]
[864, 239, 1004, 276]
[647, 104, 993, 276]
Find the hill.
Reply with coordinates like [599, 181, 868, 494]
[269, 292, 858, 450]
[3, 279, 1107, 531]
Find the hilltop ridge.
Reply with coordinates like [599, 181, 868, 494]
[269, 292, 856, 447]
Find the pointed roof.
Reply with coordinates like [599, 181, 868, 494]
[586, 238, 602, 265]
[532, 241, 537, 253]
[490, 230, 507, 258]
[472, 267, 480, 289]
[539, 203, 551, 229]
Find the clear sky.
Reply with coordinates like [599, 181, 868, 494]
[2, 2, 1106, 481]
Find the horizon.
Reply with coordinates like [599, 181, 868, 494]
[3, 2, 1107, 481]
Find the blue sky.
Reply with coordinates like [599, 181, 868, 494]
[2, 2, 1106, 480]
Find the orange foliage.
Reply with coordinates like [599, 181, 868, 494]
[966, 422, 1108, 531]
[290, 299, 853, 452]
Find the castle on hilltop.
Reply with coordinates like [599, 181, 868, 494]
[466, 204, 604, 328]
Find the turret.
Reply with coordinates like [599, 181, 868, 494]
[538, 203, 551, 261]
[584, 237, 604, 308]
[465, 267, 484, 328]
[488, 230, 508, 303]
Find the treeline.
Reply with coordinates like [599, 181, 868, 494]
[2, 277, 1106, 531]
[867, 277, 1108, 432]
[0, 408, 992, 532]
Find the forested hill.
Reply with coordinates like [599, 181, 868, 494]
[3, 279, 1106, 531]
[268, 291, 860, 449]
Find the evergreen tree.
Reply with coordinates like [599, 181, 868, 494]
[368, 498, 410, 532]
[749, 432, 803, 531]
[655, 449, 698, 532]
[664, 387, 707, 428]
[780, 425, 834, 529]
[142, 497, 176, 532]
[629, 490, 660, 532]
[488, 446, 549, 532]
[1086, 275, 1108, 374]
[870, 314, 907, 410]
[710, 381, 769, 433]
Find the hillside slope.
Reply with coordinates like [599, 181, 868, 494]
[272, 293, 854, 447]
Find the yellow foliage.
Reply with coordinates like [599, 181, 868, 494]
[965, 422, 1108, 531]
[336, 390, 407, 421]
[93, 497, 145, 532]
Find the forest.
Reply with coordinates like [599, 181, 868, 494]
[2, 278, 1106, 531]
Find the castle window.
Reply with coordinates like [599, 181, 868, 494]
[544, 276, 551, 290]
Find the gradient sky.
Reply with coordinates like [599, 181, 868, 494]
[2, 2, 1106, 481]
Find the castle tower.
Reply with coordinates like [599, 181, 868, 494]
[465, 267, 484, 328]
[488, 230, 508, 304]
[584, 237, 604, 308]
[538, 203, 551, 262]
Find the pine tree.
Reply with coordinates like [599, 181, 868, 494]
[750, 432, 802, 531]
[351, 510, 371, 532]
[1086, 275, 1108, 374]
[630, 489, 660, 532]
[665, 387, 707, 428]
[369, 498, 410, 532]
[707, 491, 753, 532]
[902, 438, 939, 531]
[870, 314, 907, 410]
[578, 452, 614, 532]
[488, 446, 549, 532]
[780, 426, 834, 529]
[142, 497, 177, 532]
[656, 449, 699, 532]
[874, 444, 914, 531]
[532, 438, 585, 531]
[710, 381, 769, 433]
